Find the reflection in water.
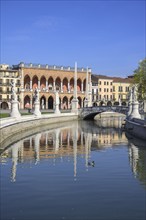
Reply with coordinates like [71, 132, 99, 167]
[1, 118, 145, 186]
[128, 139, 146, 188]
[95, 115, 125, 128]
[0, 119, 146, 220]
[1, 120, 128, 182]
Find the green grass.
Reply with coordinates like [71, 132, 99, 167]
[0, 113, 10, 118]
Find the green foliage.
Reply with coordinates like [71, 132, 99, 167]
[134, 59, 146, 100]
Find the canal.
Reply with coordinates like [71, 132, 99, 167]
[0, 119, 146, 220]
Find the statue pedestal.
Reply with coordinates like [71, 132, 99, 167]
[33, 101, 41, 117]
[10, 100, 21, 118]
[129, 101, 141, 120]
[71, 98, 78, 114]
[127, 102, 132, 119]
[54, 104, 60, 114]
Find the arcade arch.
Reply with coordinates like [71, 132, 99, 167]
[40, 76, 46, 91]
[32, 75, 38, 90]
[40, 96, 46, 109]
[24, 95, 31, 109]
[24, 75, 30, 90]
[0, 102, 9, 109]
[48, 96, 54, 109]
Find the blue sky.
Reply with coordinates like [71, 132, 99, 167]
[0, 0, 145, 77]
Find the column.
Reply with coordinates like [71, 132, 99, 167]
[61, 81, 63, 93]
[68, 82, 70, 93]
[81, 82, 84, 93]
[71, 62, 78, 113]
[84, 67, 89, 107]
[30, 80, 32, 91]
[46, 81, 48, 91]
[38, 80, 40, 90]
[53, 81, 56, 91]
[74, 62, 77, 99]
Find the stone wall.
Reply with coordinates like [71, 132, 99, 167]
[0, 114, 78, 150]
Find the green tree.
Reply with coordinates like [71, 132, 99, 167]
[133, 59, 146, 100]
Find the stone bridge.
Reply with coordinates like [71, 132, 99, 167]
[79, 106, 128, 120]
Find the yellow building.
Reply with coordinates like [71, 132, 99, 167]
[91, 74, 133, 106]
[91, 75, 113, 106]
[112, 77, 133, 105]
[0, 64, 21, 109]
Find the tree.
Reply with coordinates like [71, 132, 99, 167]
[133, 59, 146, 100]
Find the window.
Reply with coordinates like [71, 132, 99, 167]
[104, 81, 106, 85]
[113, 86, 115, 92]
[107, 88, 109, 92]
[104, 88, 106, 92]
[107, 82, 109, 85]
[110, 89, 112, 92]
[110, 82, 112, 85]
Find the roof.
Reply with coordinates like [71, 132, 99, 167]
[92, 74, 133, 83]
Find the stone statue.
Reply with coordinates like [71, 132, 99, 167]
[34, 88, 39, 102]
[55, 91, 60, 105]
[132, 86, 138, 103]
[128, 88, 132, 102]
[10, 80, 17, 101]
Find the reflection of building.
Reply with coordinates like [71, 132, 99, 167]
[128, 142, 146, 187]
[13, 62, 92, 109]
[0, 64, 21, 109]
[1, 122, 130, 182]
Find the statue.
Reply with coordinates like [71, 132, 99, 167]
[132, 85, 138, 103]
[128, 88, 132, 102]
[34, 88, 39, 102]
[10, 80, 17, 101]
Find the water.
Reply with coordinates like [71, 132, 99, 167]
[0, 120, 146, 220]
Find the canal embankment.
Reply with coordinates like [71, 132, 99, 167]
[0, 113, 78, 150]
